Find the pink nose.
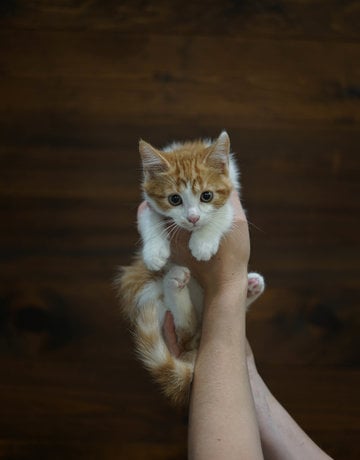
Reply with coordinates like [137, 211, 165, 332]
[187, 215, 200, 224]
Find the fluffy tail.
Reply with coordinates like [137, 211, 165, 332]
[134, 302, 195, 407]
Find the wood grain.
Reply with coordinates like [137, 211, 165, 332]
[0, 1, 359, 459]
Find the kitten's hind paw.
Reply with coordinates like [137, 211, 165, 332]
[247, 272, 265, 301]
[245, 272, 265, 309]
[164, 266, 190, 291]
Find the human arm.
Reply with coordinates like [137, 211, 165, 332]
[187, 284, 263, 460]
[162, 190, 332, 460]
[163, 311, 332, 460]
[246, 344, 333, 460]
[170, 192, 263, 460]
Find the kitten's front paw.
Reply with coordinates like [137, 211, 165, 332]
[189, 234, 220, 261]
[143, 241, 170, 271]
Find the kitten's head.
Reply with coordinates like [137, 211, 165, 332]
[139, 131, 234, 231]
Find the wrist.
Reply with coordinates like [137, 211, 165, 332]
[248, 367, 280, 439]
[200, 278, 248, 352]
[204, 270, 248, 305]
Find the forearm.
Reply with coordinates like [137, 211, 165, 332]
[188, 282, 263, 460]
[248, 366, 333, 460]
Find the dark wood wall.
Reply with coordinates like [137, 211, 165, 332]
[0, 1, 359, 459]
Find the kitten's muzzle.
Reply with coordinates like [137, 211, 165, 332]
[187, 215, 200, 224]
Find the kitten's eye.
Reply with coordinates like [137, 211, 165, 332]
[168, 194, 183, 206]
[200, 191, 213, 203]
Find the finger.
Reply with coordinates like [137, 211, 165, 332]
[230, 191, 247, 221]
[137, 201, 148, 219]
[162, 311, 181, 358]
[137, 201, 148, 232]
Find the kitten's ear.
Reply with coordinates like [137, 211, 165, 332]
[205, 131, 230, 171]
[139, 140, 170, 173]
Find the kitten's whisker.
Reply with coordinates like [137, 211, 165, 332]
[134, 221, 178, 249]
[161, 225, 174, 238]
[247, 220, 265, 234]
[228, 219, 265, 235]
[165, 222, 179, 239]
[167, 224, 182, 243]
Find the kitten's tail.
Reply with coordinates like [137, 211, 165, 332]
[134, 302, 195, 407]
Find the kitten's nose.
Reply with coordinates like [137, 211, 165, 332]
[187, 215, 200, 224]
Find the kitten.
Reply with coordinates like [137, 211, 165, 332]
[116, 131, 264, 406]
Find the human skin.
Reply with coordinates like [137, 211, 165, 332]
[138, 193, 332, 459]
[168, 192, 264, 460]
[245, 344, 333, 460]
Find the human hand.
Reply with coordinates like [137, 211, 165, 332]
[170, 191, 250, 297]
[137, 192, 249, 294]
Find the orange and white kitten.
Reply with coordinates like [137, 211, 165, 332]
[116, 131, 264, 406]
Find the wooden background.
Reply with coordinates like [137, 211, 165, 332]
[0, 1, 359, 459]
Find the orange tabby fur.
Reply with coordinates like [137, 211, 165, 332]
[118, 257, 196, 405]
[116, 133, 264, 406]
[142, 140, 233, 212]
